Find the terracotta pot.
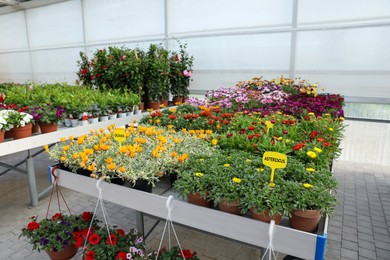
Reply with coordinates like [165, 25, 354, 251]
[218, 198, 241, 215]
[290, 209, 321, 232]
[187, 192, 211, 208]
[4, 129, 13, 139]
[46, 244, 78, 260]
[0, 130, 4, 143]
[250, 208, 282, 224]
[160, 98, 169, 107]
[12, 124, 33, 140]
[39, 122, 58, 134]
[32, 123, 40, 133]
[172, 96, 184, 104]
[146, 101, 160, 110]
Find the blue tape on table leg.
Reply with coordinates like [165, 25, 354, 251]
[315, 234, 327, 260]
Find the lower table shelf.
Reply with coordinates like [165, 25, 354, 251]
[54, 168, 327, 260]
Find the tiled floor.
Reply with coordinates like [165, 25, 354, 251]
[1, 148, 390, 259]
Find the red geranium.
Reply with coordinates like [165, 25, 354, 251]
[116, 228, 125, 236]
[107, 234, 117, 245]
[89, 233, 100, 245]
[82, 212, 93, 221]
[181, 249, 194, 259]
[51, 213, 62, 221]
[27, 222, 39, 231]
[85, 250, 95, 260]
[116, 251, 127, 259]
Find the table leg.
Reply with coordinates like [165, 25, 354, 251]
[26, 150, 38, 207]
[136, 211, 145, 238]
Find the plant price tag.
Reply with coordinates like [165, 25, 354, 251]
[113, 128, 126, 148]
[262, 151, 287, 187]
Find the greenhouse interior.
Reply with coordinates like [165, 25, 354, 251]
[0, 0, 389, 259]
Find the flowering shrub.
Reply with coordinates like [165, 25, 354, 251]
[19, 212, 98, 252]
[32, 104, 65, 124]
[6, 110, 33, 128]
[0, 110, 13, 131]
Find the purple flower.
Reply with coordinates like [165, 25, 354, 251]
[40, 237, 48, 246]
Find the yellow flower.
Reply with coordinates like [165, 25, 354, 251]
[118, 166, 126, 173]
[199, 158, 204, 161]
[107, 163, 116, 171]
[329, 127, 334, 131]
[232, 177, 241, 184]
[167, 125, 173, 129]
[177, 154, 188, 162]
[277, 137, 283, 141]
[99, 128, 104, 133]
[307, 151, 317, 159]
[216, 124, 221, 129]
[339, 117, 345, 121]
[43, 144, 49, 152]
[195, 172, 203, 177]
[155, 119, 161, 124]
[149, 119, 153, 123]
[119, 146, 127, 153]
[159, 104, 165, 108]
[256, 168, 264, 172]
[189, 130, 195, 135]
[303, 183, 313, 189]
[324, 113, 330, 117]
[87, 164, 96, 172]
[199, 134, 205, 139]
[246, 159, 251, 163]
[182, 128, 187, 134]
[205, 130, 212, 135]
[72, 153, 79, 159]
[63, 145, 70, 151]
[60, 156, 66, 162]
[147, 108, 153, 112]
[308, 112, 315, 116]
[306, 168, 315, 172]
[60, 137, 66, 142]
[285, 139, 290, 143]
[224, 163, 230, 167]
[106, 157, 113, 163]
[277, 111, 282, 115]
[171, 151, 177, 158]
[211, 139, 218, 146]
[314, 147, 322, 153]
[68, 136, 74, 141]
[169, 108, 176, 113]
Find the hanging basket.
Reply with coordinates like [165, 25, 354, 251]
[45, 244, 78, 260]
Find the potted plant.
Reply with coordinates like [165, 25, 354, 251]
[144, 44, 169, 109]
[19, 212, 98, 260]
[0, 109, 13, 142]
[169, 42, 194, 103]
[81, 226, 148, 260]
[6, 110, 34, 139]
[33, 104, 65, 133]
[157, 246, 199, 260]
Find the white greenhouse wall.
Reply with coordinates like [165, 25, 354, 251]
[0, 0, 389, 102]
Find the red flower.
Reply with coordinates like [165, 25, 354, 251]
[107, 234, 117, 245]
[51, 213, 62, 221]
[27, 221, 39, 231]
[254, 133, 260, 138]
[11, 104, 17, 109]
[248, 135, 253, 140]
[270, 119, 276, 124]
[317, 137, 325, 143]
[89, 233, 100, 245]
[85, 250, 95, 260]
[283, 130, 288, 135]
[169, 114, 176, 120]
[116, 229, 125, 236]
[248, 125, 255, 131]
[80, 68, 88, 75]
[116, 251, 128, 259]
[293, 142, 305, 151]
[75, 237, 84, 248]
[181, 249, 194, 259]
[82, 212, 93, 221]
[226, 133, 233, 138]
[309, 131, 318, 140]
[207, 119, 214, 125]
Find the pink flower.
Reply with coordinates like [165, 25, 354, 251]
[183, 70, 192, 77]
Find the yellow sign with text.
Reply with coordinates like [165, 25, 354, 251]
[113, 128, 126, 145]
[262, 151, 287, 187]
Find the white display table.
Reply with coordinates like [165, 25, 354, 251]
[55, 168, 328, 260]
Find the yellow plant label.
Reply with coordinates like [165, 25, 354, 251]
[262, 151, 287, 187]
[113, 128, 126, 143]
